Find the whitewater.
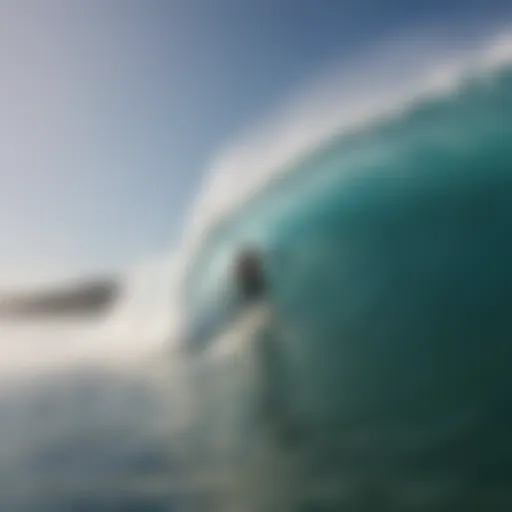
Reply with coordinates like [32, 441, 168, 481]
[1, 28, 512, 510]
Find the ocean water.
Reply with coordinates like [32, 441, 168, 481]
[1, 47, 512, 511]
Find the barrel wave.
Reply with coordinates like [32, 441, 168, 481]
[176, 62, 512, 510]
[2, 51, 510, 512]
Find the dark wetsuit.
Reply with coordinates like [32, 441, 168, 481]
[235, 249, 266, 301]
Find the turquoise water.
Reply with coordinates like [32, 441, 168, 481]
[180, 64, 512, 509]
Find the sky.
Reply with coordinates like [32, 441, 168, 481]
[1, 0, 512, 287]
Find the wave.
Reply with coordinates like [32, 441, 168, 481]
[170, 32, 512, 509]
[178, 34, 512, 322]
[1, 26, 512, 510]
[3, 29, 512, 373]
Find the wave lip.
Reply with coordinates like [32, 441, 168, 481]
[182, 29, 512, 267]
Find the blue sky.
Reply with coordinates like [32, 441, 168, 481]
[1, 0, 511, 285]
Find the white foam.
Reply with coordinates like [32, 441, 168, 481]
[206, 302, 271, 362]
[0, 253, 184, 380]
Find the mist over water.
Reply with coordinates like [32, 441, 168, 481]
[1, 31, 512, 510]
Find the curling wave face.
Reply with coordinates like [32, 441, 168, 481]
[175, 62, 512, 510]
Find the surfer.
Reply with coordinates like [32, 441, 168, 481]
[234, 247, 266, 302]
[233, 248, 298, 445]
